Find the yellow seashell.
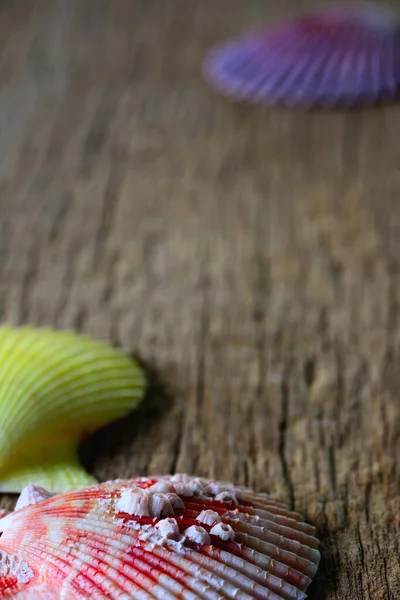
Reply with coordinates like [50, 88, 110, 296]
[0, 326, 146, 493]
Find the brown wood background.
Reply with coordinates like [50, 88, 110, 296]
[0, 0, 399, 598]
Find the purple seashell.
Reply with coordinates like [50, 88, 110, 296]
[204, 4, 400, 107]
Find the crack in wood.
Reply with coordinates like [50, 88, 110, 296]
[279, 375, 295, 511]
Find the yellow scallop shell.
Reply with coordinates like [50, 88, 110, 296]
[0, 326, 146, 493]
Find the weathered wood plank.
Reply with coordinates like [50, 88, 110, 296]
[0, 1, 399, 598]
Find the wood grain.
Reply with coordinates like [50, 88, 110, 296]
[0, 1, 399, 598]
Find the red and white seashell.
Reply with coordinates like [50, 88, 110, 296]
[204, 4, 400, 107]
[0, 474, 321, 599]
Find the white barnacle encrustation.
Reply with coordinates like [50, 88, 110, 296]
[203, 481, 243, 503]
[155, 517, 180, 538]
[115, 487, 183, 518]
[150, 493, 175, 518]
[210, 522, 236, 541]
[173, 477, 207, 498]
[0, 551, 34, 584]
[170, 474, 191, 484]
[184, 525, 211, 545]
[223, 509, 260, 524]
[165, 493, 185, 512]
[204, 480, 234, 493]
[186, 478, 207, 496]
[196, 510, 222, 526]
[149, 481, 175, 494]
[215, 491, 239, 504]
[115, 488, 151, 517]
[173, 483, 195, 497]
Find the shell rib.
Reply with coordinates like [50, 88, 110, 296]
[0, 326, 146, 493]
[0, 475, 320, 599]
[204, 4, 400, 107]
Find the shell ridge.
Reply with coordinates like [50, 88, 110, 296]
[71, 533, 216, 600]
[195, 500, 315, 536]
[236, 545, 312, 592]
[204, 34, 285, 97]
[286, 23, 346, 103]
[58, 530, 174, 599]
[238, 527, 320, 569]
[129, 546, 224, 600]
[0, 336, 135, 433]
[236, 534, 318, 579]
[234, 495, 288, 511]
[99, 547, 191, 600]
[268, 19, 343, 102]
[71, 547, 163, 600]
[199, 545, 308, 599]
[19, 544, 106, 600]
[185, 507, 316, 555]
[6, 368, 143, 437]
[204, 5, 400, 106]
[229, 519, 319, 554]
[95, 508, 310, 592]
[223, 507, 316, 537]
[168, 544, 283, 600]
[28, 538, 157, 600]
[139, 542, 251, 600]
[247, 503, 305, 523]
[235, 30, 313, 97]
[137, 565, 195, 600]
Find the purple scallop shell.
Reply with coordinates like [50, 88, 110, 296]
[204, 4, 400, 107]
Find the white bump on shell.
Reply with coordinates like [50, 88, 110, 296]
[116, 489, 151, 517]
[170, 474, 191, 484]
[173, 483, 194, 497]
[210, 522, 236, 541]
[223, 509, 260, 524]
[149, 481, 175, 494]
[215, 491, 239, 504]
[165, 493, 185, 512]
[115, 488, 183, 518]
[184, 525, 211, 545]
[196, 510, 222, 526]
[0, 550, 34, 584]
[155, 518, 181, 539]
[15, 485, 55, 512]
[186, 478, 207, 496]
[173, 477, 207, 498]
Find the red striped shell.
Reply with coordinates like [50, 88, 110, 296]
[0, 475, 320, 599]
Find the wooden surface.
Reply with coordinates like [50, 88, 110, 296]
[0, 0, 399, 598]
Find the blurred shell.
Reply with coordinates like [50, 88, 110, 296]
[0, 326, 145, 493]
[204, 4, 400, 107]
[0, 475, 320, 599]
[14, 485, 55, 512]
